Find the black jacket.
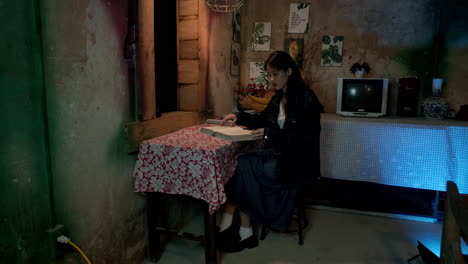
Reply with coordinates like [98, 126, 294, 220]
[235, 88, 322, 185]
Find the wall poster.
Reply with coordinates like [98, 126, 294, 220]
[288, 3, 310, 34]
[321, 35, 344, 67]
[249, 61, 268, 87]
[230, 42, 240, 76]
[232, 10, 241, 43]
[252, 22, 271, 51]
[284, 38, 304, 69]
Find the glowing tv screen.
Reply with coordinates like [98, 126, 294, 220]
[336, 78, 389, 117]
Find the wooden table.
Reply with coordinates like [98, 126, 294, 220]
[133, 125, 252, 263]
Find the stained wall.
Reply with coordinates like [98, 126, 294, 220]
[40, 0, 146, 262]
[2, 0, 467, 262]
[207, 0, 468, 116]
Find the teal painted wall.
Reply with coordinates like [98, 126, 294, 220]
[0, 1, 54, 262]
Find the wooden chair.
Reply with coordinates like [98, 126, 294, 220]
[440, 181, 468, 264]
[259, 188, 308, 245]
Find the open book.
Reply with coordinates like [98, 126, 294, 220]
[205, 118, 232, 126]
[199, 126, 255, 142]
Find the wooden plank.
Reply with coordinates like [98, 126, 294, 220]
[137, 0, 156, 120]
[179, 40, 199, 59]
[179, 0, 198, 16]
[198, 0, 209, 111]
[124, 111, 202, 153]
[178, 84, 200, 111]
[178, 59, 199, 84]
[179, 18, 198, 40]
[179, 15, 198, 20]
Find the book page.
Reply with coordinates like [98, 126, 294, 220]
[199, 126, 254, 141]
[206, 118, 232, 125]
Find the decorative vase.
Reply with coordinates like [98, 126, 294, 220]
[423, 78, 449, 119]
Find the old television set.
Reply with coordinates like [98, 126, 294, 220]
[336, 78, 389, 117]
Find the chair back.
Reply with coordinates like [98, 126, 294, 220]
[440, 181, 468, 264]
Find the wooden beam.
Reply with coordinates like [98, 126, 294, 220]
[125, 111, 202, 153]
[137, 0, 156, 120]
[198, 0, 209, 112]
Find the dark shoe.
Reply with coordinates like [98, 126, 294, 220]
[216, 224, 238, 241]
[219, 234, 259, 253]
[216, 224, 239, 250]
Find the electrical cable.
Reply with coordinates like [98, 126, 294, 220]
[57, 235, 92, 264]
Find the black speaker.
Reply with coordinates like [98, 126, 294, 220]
[397, 78, 419, 117]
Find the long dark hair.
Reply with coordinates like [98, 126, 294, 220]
[264, 51, 308, 111]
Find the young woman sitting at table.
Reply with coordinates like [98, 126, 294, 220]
[218, 50, 322, 253]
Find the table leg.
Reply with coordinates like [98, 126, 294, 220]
[204, 204, 217, 264]
[147, 193, 163, 262]
[433, 190, 441, 220]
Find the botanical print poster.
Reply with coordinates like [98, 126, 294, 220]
[230, 42, 240, 76]
[252, 22, 271, 51]
[249, 61, 268, 87]
[284, 38, 304, 69]
[288, 3, 310, 34]
[232, 10, 241, 43]
[321, 35, 344, 67]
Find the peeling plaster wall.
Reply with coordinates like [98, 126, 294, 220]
[240, 0, 438, 115]
[40, 0, 146, 262]
[207, 12, 239, 115]
[438, 0, 468, 111]
[208, 0, 467, 116]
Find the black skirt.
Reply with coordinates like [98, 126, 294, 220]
[225, 149, 296, 228]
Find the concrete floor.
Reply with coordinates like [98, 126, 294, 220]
[143, 207, 448, 264]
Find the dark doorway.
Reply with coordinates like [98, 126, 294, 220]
[154, 0, 178, 116]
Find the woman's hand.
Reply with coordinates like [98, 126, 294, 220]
[220, 113, 237, 127]
[250, 128, 264, 140]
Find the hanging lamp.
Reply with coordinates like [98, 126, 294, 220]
[205, 0, 244, 12]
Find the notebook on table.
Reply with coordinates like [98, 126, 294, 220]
[199, 126, 255, 142]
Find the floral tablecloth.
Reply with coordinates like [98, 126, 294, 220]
[133, 125, 250, 214]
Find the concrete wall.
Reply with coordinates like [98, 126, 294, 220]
[208, 0, 468, 116]
[207, 12, 240, 115]
[438, 0, 468, 111]
[40, 0, 146, 262]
